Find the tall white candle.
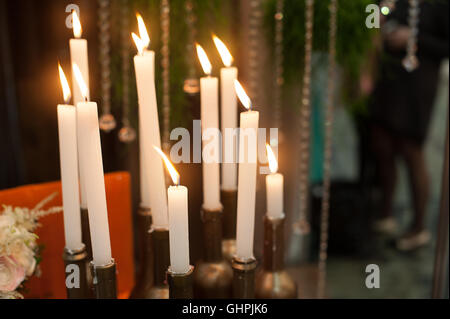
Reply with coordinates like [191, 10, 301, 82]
[57, 64, 83, 251]
[234, 80, 259, 260]
[213, 36, 238, 191]
[132, 20, 168, 228]
[154, 147, 190, 274]
[69, 10, 89, 209]
[73, 64, 112, 266]
[197, 44, 221, 211]
[265, 144, 284, 219]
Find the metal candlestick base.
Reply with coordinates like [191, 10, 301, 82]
[255, 215, 297, 299]
[221, 190, 237, 262]
[80, 207, 92, 260]
[232, 257, 257, 298]
[146, 228, 170, 299]
[90, 260, 117, 299]
[167, 266, 194, 299]
[222, 239, 236, 264]
[194, 207, 233, 298]
[130, 206, 153, 298]
[63, 245, 93, 299]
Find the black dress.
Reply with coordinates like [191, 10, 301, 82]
[370, 0, 449, 145]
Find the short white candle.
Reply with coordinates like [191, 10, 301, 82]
[57, 64, 83, 251]
[73, 64, 112, 266]
[168, 185, 190, 274]
[234, 80, 259, 261]
[213, 36, 238, 191]
[265, 144, 284, 219]
[197, 44, 221, 211]
[154, 147, 190, 274]
[132, 16, 168, 228]
[69, 10, 89, 209]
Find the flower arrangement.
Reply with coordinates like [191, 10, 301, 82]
[0, 193, 62, 299]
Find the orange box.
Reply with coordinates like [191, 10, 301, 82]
[0, 171, 135, 299]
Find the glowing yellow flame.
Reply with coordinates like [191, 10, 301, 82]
[212, 35, 233, 67]
[266, 144, 278, 174]
[234, 80, 251, 110]
[72, 10, 82, 38]
[154, 146, 180, 185]
[72, 63, 88, 100]
[196, 44, 212, 75]
[136, 13, 150, 49]
[58, 63, 71, 104]
[132, 32, 145, 55]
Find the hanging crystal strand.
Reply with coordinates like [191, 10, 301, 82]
[248, 0, 262, 105]
[98, 0, 116, 132]
[293, 0, 314, 235]
[317, 0, 337, 299]
[118, 0, 136, 143]
[183, 0, 199, 95]
[161, 0, 170, 152]
[273, 0, 284, 138]
[402, 0, 420, 72]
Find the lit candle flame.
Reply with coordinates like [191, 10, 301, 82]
[266, 144, 278, 174]
[196, 44, 212, 75]
[58, 63, 71, 104]
[153, 146, 180, 185]
[234, 80, 252, 110]
[136, 13, 150, 49]
[212, 35, 233, 67]
[72, 63, 89, 101]
[132, 32, 145, 55]
[72, 10, 82, 38]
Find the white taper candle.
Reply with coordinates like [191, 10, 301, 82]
[57, 104, 83, 251]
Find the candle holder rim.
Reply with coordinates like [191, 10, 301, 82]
[149, 225, 170, 233]
[265, 213, 286, 223]
[168, 265, 194, 277]
[232, 256, 257, 271]
[90, 258, 116, 269]
[201, 204, 224, 214]
[221, 186, 238, 192]
[138, 205, 151, 216]
[63, 243, 86, 255]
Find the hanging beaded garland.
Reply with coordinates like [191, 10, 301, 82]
[293, 0, 314, 235]
[98, 0, 117, 132]
[161, 0, 170, 151]
[317, 0, 337, 299]
[273, 0, 284, 135]
[183, 0, 200, 95]
[118, 0, 136, 143]
[248, 0, 263, 105]
[402, 0, 420, 72]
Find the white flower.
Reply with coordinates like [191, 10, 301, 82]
[0, 193, 62, 295]
[0, 214, 15, 228]
[12, 244, 36, 277]
[0, 256, 25, 292]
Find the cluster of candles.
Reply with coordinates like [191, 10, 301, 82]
[57, 12, 284, 275]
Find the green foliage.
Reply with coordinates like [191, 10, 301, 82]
[265, 0, 375, 81]
[110, 0, 376, 129]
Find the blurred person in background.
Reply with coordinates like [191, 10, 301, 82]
[361, 0, 449, 251]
